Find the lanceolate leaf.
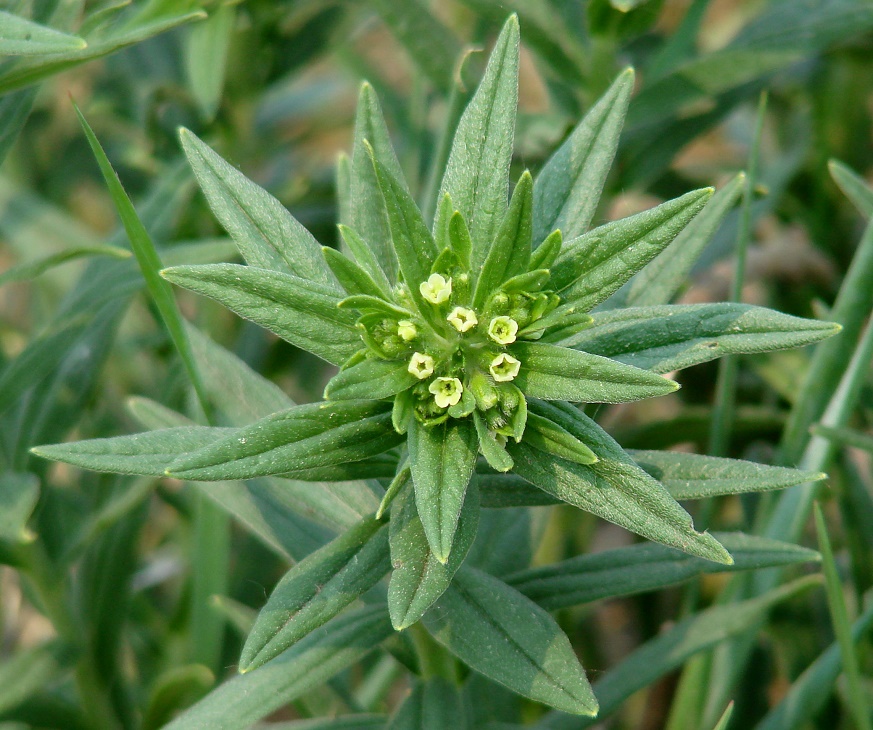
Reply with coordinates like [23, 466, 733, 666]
[408, 418, 478, 563]
[167, 401, 403, 481]
[161, 264, 360, 366]
[512, 342, 679, 403]
[32, 427, 232, 477]
[570, 303, 841, 372]
[523, 412, 598, 465]
[829, 159, 873, 218]
[507, 532, 819, 609]
[179, 129, 338, 288]
[322, 245, 390, 299]
[436, 16, 520, 266]
[388, 677, 465, 730]
[388, 478, 479, 629]
[239, 516, 391, 672]
[0, 472, 39, 544]
[424, 565, 598, 716]
[325, 358, 417, 401]
[509, 401, 732, 564]
[163, 606, 393, 730]
[552, 188, 712, 307]
[0, 11, 86, 55]
[532, 68, 635, 244]
[627, 450, 825, 500]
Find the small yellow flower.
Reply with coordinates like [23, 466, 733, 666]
[447, 306, 478, 333]
[420, 273, 452, 304]
[397, 320, 417, 341]
[408, 352, 435, 379]
[490, 353, 521, 382]
[428, 377, 463, 408]
[488, 316, 518, 345]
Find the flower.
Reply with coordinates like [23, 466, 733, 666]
[408, 352, 434, 379]
[429, 377, 463, 408]
[397, 320, 417, 341]
[488, 316, 518, 344]
[489, 353, 521, 382]
[420, 273, 452, 304]
[447, 306, 478, 332]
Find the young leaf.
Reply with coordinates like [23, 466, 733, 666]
[239, 516, 391, 672]
[529, 229, 562, 270]
[0, 11, 87, 55]
[160, 264, 360, 366]
[324, 358, 417, 401]
[408, 417, 478, 564]
[507, 532, 820, 609]
[509, 401, 732, 564]
[179, 129, 338, 289]
[388, 677, 465, 730]
[552, 188, 712, 306]
[474, 411, 514, 472]
[473, 171, 533, 308]
[523, 411, 598, 465]
[532, 68, 635, 244]
[337, 226, 393, 295]
[448, 209, 472, 270]
[322, 246, 391, 299]
[424, 565, 598, 716]
[829, 158, 873, 218]
[436, 16, 520, 266]
[570, 303, 841, 372]
[628, 450, 825, 500]
[388, 478, 479, 629]
[166, 401, 403, 481]
[511, 341, 679, 403]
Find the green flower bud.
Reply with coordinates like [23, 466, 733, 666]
[469, 371, 499, 410]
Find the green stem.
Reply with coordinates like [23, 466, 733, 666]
[408, 623, 457, 683]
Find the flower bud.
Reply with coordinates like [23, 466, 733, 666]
[397, 320, 417, 341]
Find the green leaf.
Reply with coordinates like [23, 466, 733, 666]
[509, 401, 732, 564]
[507, 532, 819, 609]
[0, 88, 37, 167]
[388, 478, 479, 629]
[350, 82, 404, 284]
[338, 224, 394, 295]
[0, 640, 77, 715]
[829, 158, 873, 218]
[0, 473, 39, 544]
[179, 128, 338, 288]
[184, 4, 234, 120]
[570, 303, 841, 372]
[325, 358, 417, 401]
[532, 68, 634, 244]
[436, 16, 519, 267]
[529, 229, 563, 270]
[388, 677, 465, 729]
[711, 703, 734, 730]
[0, 12, 87, 55]
[161, 263, 360, 366]
[473, 172, 533, 308]
[552, 188, 712, 306]
[474, 411, 514, 472]
[624, 172, 746, 307]
[628, 450, 825, 500]
[523, 412, 598, 465]
[240, 516, 391, 672]
[32, 426, 229, 477]
[322, 246, 390, 299]
[163, 606, 393, 730]
[0, 245, 130, 288]
[448, 209, 472, 270]
[512, 341, 679, 403]
[408, 418, 478, 563]
[167, 401, 403, 481]
[540, 577, 820, 729]
[141, 665, 215, 730]
[424, 566, 597, 716]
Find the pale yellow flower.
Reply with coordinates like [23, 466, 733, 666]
[447, 306, 478, 333]
[488, 316, 519, 345]
[420, 273, 452, 304]
[397, 320, 417, 341]
[408, 352, 434, 379]
[428, 377, 463, 408]
[490, 353, 521, 382]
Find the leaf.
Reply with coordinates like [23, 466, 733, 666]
[552, 188, 712, 306]
[388, 677, 465, 730]
[570, 303, 841, 372]
[0, 640, 77, 715]
[184, 4, 234, 120]
[32, 426, 231, 477]
[408, 418, 478, 563]
[179, 129, 338, 288]
[436, 16, 519, 266]
[624, 172, 746, 307]
[511, 341, 679, 403]
[0, 88, 37, 166]
[167, 400, 402, 481]
[473, 172, 533, 308]
[0, 473, 40, 544]
[474, 410, 514, 472]
[350, 82, 404, 284]
[388, 478, 479, 629]
[424, 566, 598, 716]
[160, 263, 360, 366]
[627, 450, 825, 500]
[509, 401, 732, 564]
[829, 158, 873, 218]
[240, 516, 391, 672]
[0, 11, 87, 55]
[507, 532, 820, 609]
[141, 665, 215, 730]
[162, 606, 394, 730]
[322, 246, 390, 299]
[523, 412, 598, 465]
[0, 245, 130, 288]
[325, 358, 417, 401]
[532, 68, 634, 244]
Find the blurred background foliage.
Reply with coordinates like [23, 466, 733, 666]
[1, 0, 872, 728]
